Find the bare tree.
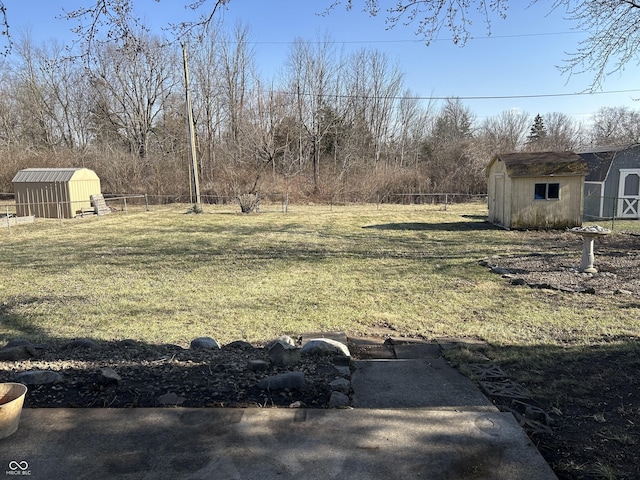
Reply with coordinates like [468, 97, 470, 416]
[544, 111, 582, 151]
[219, 23, 254, 147]
[479, 109, 530, 154]
[327, 0, 508, 45]
[188, 27, 224, 187]
[87, 33, 178, 158]
[238, 80, 292, 191]
[393, 90, 425, 168]
[360, 49, 404, 166]
[553, 1, 640, 89]
[284, 35, 341, 192]
[424, 98, 478, 192]
[590, 106, 640, 147]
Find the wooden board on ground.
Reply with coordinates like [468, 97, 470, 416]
[90, 194, 111, 215]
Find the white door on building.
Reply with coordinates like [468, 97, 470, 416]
[617, 169, 640, 218]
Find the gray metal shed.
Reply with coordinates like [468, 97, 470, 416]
[12, 168, 102, 219]
[579, 144, 640, 220]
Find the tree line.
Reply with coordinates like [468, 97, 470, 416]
[1, 26, 639, 201]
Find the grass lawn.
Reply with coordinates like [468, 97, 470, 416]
[1, 201, 638, 346]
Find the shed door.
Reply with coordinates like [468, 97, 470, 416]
[492, 173, 505, 225]
[617, 169, 640, 218]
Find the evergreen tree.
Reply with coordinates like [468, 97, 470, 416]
[527, 114, 548, 148]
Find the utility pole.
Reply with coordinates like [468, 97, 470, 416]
[182, 42, 201, 207]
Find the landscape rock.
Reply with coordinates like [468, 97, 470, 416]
[328, 391, 350, 408]
[100, 367, 122, 384]
[224, 340, 255, 350]
[157, 392, 185, 406]
[257, 371, 305, 391]
[0, 345, 37, 361]
[334, 365, 351, 377]
[267, 342, 301, 367]
[329, 378, 351, 394]
[190, 337, 220, 350]
[264, 336, 297, 350]
[15, 370, 62, 385]
[301, 338, 351, 357]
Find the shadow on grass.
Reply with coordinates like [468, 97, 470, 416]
[362, 220, 498, 232]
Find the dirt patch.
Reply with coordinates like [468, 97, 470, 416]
[0, 340, 345, 409]
[482, 230, 640, 297]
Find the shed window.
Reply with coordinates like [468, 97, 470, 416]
[534, 183, 560, 200]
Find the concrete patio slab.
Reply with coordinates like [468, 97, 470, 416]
[1, 407, 557, 480]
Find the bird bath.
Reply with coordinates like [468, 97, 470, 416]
[569, 226, 611, 273]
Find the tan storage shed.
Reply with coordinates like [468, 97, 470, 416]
[12, 168, 102, 219]
[487, 152, 588, 230]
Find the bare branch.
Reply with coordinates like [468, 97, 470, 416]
[551, 1, 640, 90]
[0, 0, 11, 55]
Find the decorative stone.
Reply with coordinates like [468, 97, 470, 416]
[15, 370, 62, 385]
[301, 338, 351, 357]
[268, 342, 301, 367]
[67, 338, 100, 350]
[190, 337, 220, 349]
[334, 365, 351, 377]
[100, 367, 122, 384]
[328, 391, 350, 408]
[248, 360, 270, 372]
[0, 345, 36, 361]
[257, 371, 305, 391]
[224, 340, 255, 350]
[264, 336, 296, 350]
[329, 378, 351, 394]
[158, 392, 185, 406]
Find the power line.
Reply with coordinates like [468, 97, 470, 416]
[232, 31, 585, 46]
[421, 89, 640, 101]
[275, 88, 640, 102]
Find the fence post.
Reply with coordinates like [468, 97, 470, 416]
[145, 194, 149, 212]
[612, 196, 617, 230]
[123, 197, 128, 214]
[6, 206, 10, 233]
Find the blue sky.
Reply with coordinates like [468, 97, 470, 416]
[5, 0, 640, 124]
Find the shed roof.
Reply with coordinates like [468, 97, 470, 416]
[12, 168, 98, 183]
[578, 144, 640, 182]
[577, 151, 615, 182]
[491, 152, 588, 178]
